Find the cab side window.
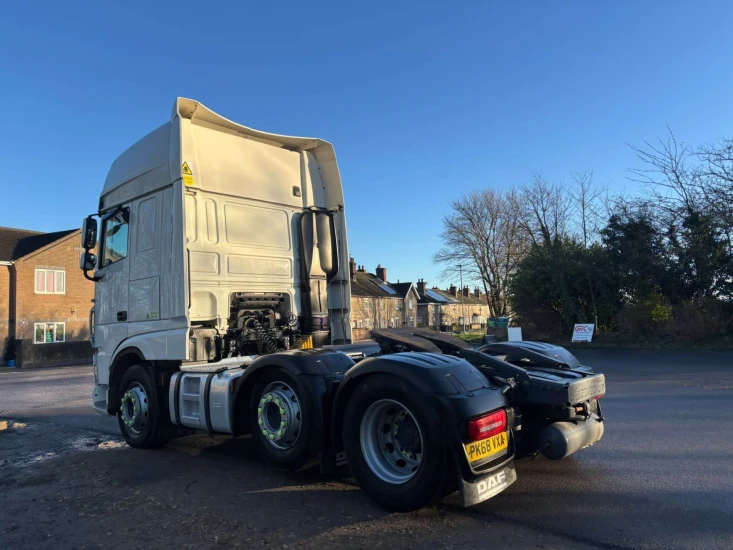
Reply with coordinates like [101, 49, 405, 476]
[101, 209, 129, 267]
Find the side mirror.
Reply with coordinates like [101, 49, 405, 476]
[81, 216, 98, 250]
[80, 251, 97, 271]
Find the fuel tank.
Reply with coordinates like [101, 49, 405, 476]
[538, 416, 605, 460]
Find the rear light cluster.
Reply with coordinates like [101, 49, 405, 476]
[467, 409, 507, 441]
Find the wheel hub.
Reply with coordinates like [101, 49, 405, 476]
[360, 399, 423, 484]
[120, 383, 149, 434]
[394, 412, 421, 456]
[258, 382, 302, 450]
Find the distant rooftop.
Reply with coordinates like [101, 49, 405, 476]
[0, 226, 77, 262]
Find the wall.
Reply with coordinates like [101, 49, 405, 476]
[15, 339, 93, 368]
[350, 295, 404, 340]
[440, 303, 489, 328]
[1, 265, 10, 361]
[13, 232, 94, 345]
[419, 302, 490, 330]
[402, 288, 419, 328]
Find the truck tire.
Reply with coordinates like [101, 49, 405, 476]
[343, 374, 452, 512]
[250, 368, 314, 471]
[117, 365, 164, 449]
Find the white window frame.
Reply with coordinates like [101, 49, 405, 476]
[35, 269, 66, 295]
[33, 322, 66, 344]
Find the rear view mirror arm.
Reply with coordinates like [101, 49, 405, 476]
[83, 270, 101, 282]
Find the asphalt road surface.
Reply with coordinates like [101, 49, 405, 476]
[1, 349, 732, 549]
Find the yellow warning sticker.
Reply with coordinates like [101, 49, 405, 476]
[182, 162, 194, 186]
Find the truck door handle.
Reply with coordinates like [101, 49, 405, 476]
[117, 311, 127, 322]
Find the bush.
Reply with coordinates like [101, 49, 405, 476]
[613, 298, 732, 345]
[662, 299, 732, 343]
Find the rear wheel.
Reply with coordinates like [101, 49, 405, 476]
[343, 374, 452, 512]
[117, 365, 164, 449]
[250, 368, 314, 471]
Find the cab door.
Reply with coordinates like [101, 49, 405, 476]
[94, 207, 130, 384]
[128, 193, 162, 324]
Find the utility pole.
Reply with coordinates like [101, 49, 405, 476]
[457, 264, 465, 333]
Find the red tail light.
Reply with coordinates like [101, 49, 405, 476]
[467, 409, 507, 441]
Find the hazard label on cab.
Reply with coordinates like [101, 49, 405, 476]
[182, 162, 194, 186]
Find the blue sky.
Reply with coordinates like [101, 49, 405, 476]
[2, 1, 733, 286]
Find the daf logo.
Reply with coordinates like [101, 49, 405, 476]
[476, 471, 507, 496]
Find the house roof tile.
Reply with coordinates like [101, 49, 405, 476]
[418, 287, 486, 306]
[0, 226, 77, 262]
[351, 272, 401, 298]
[389, 282, 415, 298]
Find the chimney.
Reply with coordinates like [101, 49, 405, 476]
[349, 257, 357, 281]
[357, 265, 366, 273]
[474, 286, 481, 299]
[462, 286, 470, 297]
[417, 278, 427, 296]
[449, 285, 457, 297]
[376, 264, 387, 282]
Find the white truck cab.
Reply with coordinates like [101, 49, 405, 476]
[83, 98, 352, 415]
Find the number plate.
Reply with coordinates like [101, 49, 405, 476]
[464, 432, 508, 463]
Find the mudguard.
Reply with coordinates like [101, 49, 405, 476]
[242, 348, 355, 378]
[331, 352, 513, 481]
[231, 349, 355, 444]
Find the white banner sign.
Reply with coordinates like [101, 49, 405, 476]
[571, 324, 595, 342]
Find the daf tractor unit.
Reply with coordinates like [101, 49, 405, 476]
[80, 98, 605, 511]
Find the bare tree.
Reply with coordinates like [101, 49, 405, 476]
[629, 130, 733, 253]
[512, 173, 574, 247]
[697, 139, 733, 251]
[434, 189, 527, 318]
[627, 130, 703, 226]
[570, 170, 607, 248]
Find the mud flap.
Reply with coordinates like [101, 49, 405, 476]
[460, 462, 517, 507]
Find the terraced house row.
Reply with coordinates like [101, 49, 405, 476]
[348, 258, 490, 341]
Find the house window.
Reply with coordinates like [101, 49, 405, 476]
[35, 269, 65, 294]
[34, 322, 65, 344]
[102, 208, 130, 267]
[409, 297, 414, 309]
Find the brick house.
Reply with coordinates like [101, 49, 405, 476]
[349, 260, 420, 341]
[0, 226, 94, 367]
[416, 280, 490, 331]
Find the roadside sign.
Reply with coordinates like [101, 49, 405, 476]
[572, 324, 595, 342]
[507, 327, 523, 341]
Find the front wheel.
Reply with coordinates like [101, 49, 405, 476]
[117, 365, 164, 449]
[343, 374, 453, 512]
